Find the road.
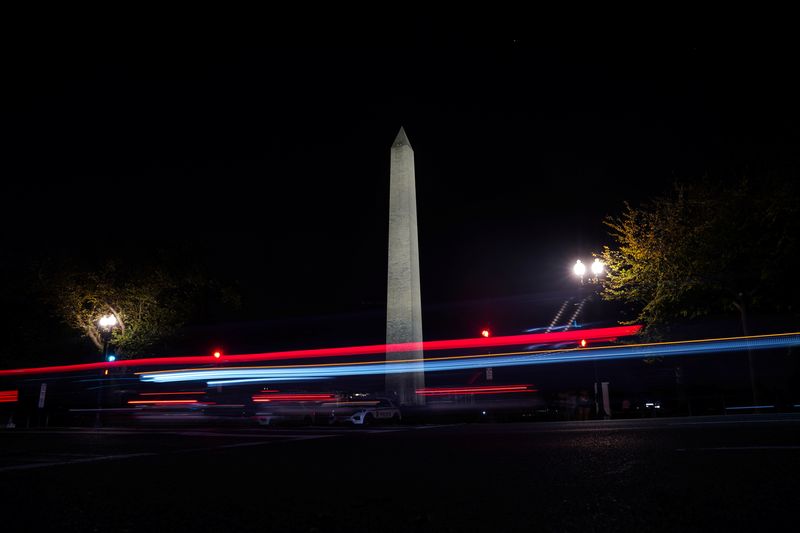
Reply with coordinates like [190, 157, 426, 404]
[1, 415, 799, 532]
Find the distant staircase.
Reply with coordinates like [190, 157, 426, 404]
[546, 296, 590, 333]
[563, 297, 589, 332]
[545, 299, 572, 333]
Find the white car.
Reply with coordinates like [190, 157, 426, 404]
[328, 398, 402, 425]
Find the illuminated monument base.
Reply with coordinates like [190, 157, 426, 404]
[385, 127, 425, 406]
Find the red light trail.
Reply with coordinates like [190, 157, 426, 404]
[0, 390, 18, 403]
[416, 385, 536, 396]
[252, 393, 336, 402]
[0, 325, 641, 377]
[127, 400, 199, 405]
[138, 392, 206, 396]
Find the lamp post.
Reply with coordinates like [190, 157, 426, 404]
[590, 258, 604, 280]
[573, 260, 586, 284]
[572, 257, 606, 417]
[98, 314, 118, 361]
[574, 258, 604, 285]
[96, 314, 118, 426]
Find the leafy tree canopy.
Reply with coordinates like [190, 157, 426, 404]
[34, 240, 239, 359]
[600, 176, 799, 333]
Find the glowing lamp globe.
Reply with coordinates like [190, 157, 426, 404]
[99, 315, 118, 328]
[591, 258, 604, 276]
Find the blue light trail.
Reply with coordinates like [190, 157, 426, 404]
[138, 333, 800, 385]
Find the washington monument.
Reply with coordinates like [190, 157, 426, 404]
[385, 127, 425, 406]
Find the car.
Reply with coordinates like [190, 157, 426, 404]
[327, 398, 401, 426]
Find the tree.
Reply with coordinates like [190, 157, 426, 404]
[600, 177, 799, 335]
[43, 262, 193, 356]
[36, 243, 239, 359]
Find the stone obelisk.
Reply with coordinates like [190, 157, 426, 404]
[386, 127, 425, 406]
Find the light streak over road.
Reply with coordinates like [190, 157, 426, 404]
[127, 400, 200, 405]
[252, 393, 337, 402]
[416, 385, 536, 396]
[137, 332, 800, 385]
[0, 390, 18, 403]
[0, 326, 640, 377]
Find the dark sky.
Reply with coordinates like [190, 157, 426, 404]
[2, 19, 799, 352]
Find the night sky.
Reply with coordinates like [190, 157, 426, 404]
[2, 20, 799, 355]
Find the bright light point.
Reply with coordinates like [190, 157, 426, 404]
[98, 314, 117, 328]
[213, 351, 222, 359]
[580, 339, 587, 348]
[591, 258, 604, 275]
[482, 411, 487, 415]
[107, 355, 116, 362]
[573, 260, 586, 277]
[481, 329, 490, 338]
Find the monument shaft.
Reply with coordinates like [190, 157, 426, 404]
[386, 128, 425, 405]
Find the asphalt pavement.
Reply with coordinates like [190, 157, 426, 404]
[1, 415, 799, 532]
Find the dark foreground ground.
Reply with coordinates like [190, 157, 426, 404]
[2, 414, 800, 532]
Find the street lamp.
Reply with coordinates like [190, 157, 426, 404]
[591, 258, 604, 277]
[573, 258, 604, 284]
[98, 314, 118, 361]
[96, 313, 118, 427]
[98, 314, 117, 328]
[571, 257, 606, 418]
[573, 260, 586, 283]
